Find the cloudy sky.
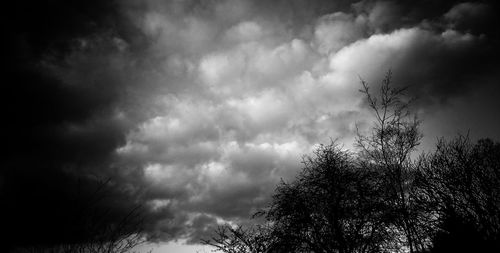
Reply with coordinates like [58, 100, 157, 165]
[3, 0, 500, 252]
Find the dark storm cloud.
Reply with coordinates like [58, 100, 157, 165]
[1, 0, 146, 249]
[325, 0, 500, 104]
[3, 0, 137, 165]
[3, 0, 500, 249]
[369, 26, 500, 104]
[444, 2, 498, 36]
[398, 1, 500, 103]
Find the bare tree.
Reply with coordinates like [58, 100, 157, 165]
[202, 223, 275, 253]
[265, 142, 394, 253]
[356, 71, 428, 252]
[204, 71, 500, 253]
[417, 136, 500, 252]
[204, 143, 394, 253]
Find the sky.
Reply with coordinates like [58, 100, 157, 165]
[2, 0, 500, 252]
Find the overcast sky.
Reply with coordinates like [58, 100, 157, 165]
[3, 0, 500, 252]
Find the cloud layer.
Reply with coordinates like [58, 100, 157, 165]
[3, 0, 500, 247]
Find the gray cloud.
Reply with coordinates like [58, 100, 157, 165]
[4, 0, 500, 248]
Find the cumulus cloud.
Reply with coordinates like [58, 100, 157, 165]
[4, 0, 500, 248]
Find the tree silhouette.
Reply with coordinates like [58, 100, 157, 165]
[356, 71, 430, 252]
[203, 143, 391, 253]
[417, 136, 500, 252]
[265, 143, 393, 253]
[202, 224, 274, 253]
[204, 72, 500, 253]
